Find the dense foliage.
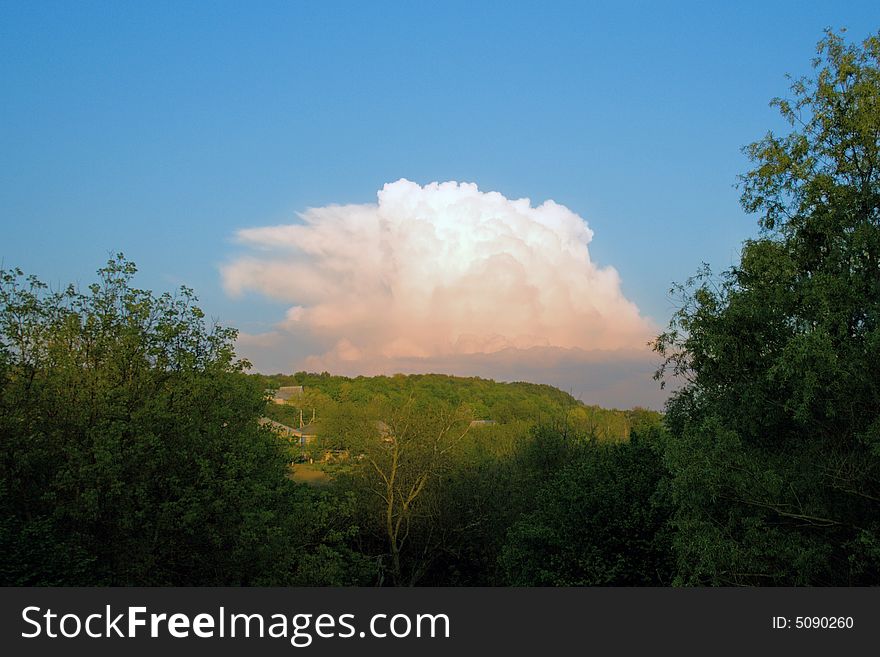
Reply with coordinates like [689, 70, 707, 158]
[0, 256, 367, 585]
[261, 372, 657, 443]
[501, 428, 673, 586]
[0, 258, 663, 585]
[0, 258, 662, 585]
[263, 372, 579, 423]
[654, 30, 880, 585]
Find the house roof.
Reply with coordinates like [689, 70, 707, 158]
[292, 423, 319, 437]
[259, 417, 297, 434]
[273, 386, 304, 401]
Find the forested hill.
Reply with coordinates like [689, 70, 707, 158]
[257, 371, 661, 441]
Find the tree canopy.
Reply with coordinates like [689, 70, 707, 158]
[0, 255, 366, 585]
[654, 29, 880, 585]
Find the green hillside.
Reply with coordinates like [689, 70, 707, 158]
[258, 372, 660, 444]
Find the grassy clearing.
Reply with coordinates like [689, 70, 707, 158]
[288, 463, 333, 486]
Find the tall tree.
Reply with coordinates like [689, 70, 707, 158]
[1, 256, 307, 584]
[654, 30, 880, 585]
[327, 396, 473, 585]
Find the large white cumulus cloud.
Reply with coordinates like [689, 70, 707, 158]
[223, 180, 663, 407]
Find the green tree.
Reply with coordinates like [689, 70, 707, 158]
[327, 395, 473, 585]
[0, 255, 364, 585]
[500, 429, 672, 586]
[654, 30, 880, 585]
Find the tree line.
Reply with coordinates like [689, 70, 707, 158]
[1, 29, 878, 586]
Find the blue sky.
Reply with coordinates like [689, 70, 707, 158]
[1, 1, 878, 402]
